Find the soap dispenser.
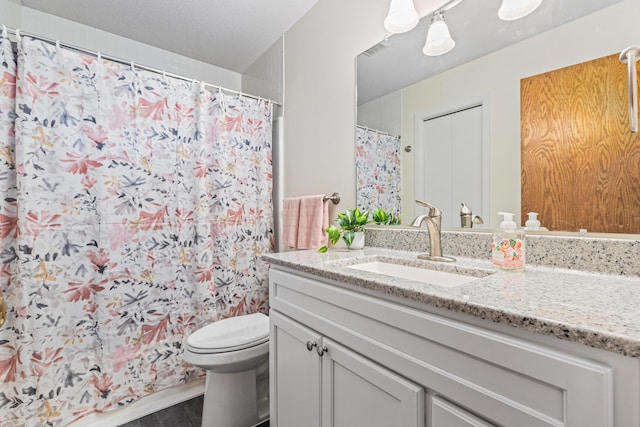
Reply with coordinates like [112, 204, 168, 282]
[525, 212, 540, 231]
[491, 212, 525, 270]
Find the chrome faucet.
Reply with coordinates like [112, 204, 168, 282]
[411, 200, 455, 262]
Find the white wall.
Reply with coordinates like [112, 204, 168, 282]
[283, 0, 448, 211]
[242, 36, 284, 104]
[0, 0, 21, 27]
[284, 0, 639, 228]
[357, 90, 402, 136]
[1, 1, 241, 89]
[402, 0, 640, 227]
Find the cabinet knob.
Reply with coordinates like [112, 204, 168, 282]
[306, 340, 317, 351]
[317, 345, 328, 357]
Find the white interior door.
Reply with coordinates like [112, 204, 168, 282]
[416, 105, 484, 228]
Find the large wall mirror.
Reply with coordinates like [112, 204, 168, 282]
[356, 0, 640, 233]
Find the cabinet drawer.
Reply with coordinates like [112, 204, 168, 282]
[432, 396, 496, 427]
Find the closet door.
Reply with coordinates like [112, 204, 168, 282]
[416, 105, 484, 227]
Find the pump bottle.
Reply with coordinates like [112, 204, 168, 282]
[491, 212, 525, 270]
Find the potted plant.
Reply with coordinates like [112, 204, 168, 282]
[371, 208, 401, 225]
[318, 207, 371, 252]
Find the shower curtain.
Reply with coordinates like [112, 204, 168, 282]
[355, 126, 401, 218]
[0, 36, 273, 426]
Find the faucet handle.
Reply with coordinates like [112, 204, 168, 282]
[415, 200, 441, 217]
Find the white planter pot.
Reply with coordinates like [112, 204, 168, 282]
[349, 231, 365, 250]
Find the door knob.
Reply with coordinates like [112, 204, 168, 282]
[317, 345, 328, 357]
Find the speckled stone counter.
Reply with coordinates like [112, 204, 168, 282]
[366, 226, 640, 276]
[263, 247, 640, 359]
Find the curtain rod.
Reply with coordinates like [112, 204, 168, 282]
[1, 25, 282, 108]
[356, 125, 400, 139]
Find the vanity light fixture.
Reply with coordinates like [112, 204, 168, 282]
[498, 0, 543, 21]
[384, 0, 420, 34]
[423, 11, 455, 56]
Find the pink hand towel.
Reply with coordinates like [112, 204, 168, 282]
[283, 197, 302, 248]
[297, 195, 329, 249]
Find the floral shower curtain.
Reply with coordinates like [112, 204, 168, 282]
[0, 37, 273, 426]
[355, 126, 401, 218]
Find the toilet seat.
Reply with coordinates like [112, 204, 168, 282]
[186, 313, 269, 355]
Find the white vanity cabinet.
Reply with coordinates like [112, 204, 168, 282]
[268, 266, 640, 427]
[270, 310, 424, 427]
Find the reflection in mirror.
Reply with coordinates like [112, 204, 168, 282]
[355, 126, 402, 218]
[356, 0, 637, 232]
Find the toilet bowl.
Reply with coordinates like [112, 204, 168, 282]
[183, 313, 270, 427]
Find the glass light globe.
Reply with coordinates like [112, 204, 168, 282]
[498, 0, 543, 21]
[423, 17, 455, 56]
[384, 0, 419, 34]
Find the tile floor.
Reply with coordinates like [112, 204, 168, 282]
[119, 396, 270, 427]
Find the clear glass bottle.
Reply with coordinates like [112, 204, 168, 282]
[491, 212, 525, 270]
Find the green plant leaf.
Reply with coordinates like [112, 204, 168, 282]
[372, 208, 388, 224]
[357, 210, 370, 226]
[325, 225, 341, 246]
[318, 246, 328, 253]
[342, 230, 355, 247]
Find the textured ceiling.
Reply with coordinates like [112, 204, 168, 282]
[20, 0, 319, 72]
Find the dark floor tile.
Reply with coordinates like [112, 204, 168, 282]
[183, 395, 204, 426]
[118, 395, 270, 427]
[119, 396, 203, 427]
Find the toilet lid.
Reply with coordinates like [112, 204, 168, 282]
[187, 313, 269, 353]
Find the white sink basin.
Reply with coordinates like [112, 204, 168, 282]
[345, 260, 489, 287]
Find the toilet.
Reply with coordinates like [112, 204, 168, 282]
[183, 313, 270, 427]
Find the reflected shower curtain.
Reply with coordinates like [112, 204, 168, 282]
[0, 37, 273, 426]
[355, 126, 401, 218]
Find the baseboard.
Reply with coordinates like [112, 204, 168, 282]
[67, 379, 206, 427]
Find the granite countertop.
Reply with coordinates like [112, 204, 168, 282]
[263, 247, 640, 359]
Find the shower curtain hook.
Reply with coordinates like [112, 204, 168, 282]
[162, 69, 166, 78]
[130, 60, 135, 71]
[97, 51, 102, 61]
[15, 29, 21, 41]
[200, 81, 205, 92]
[2, 26, 7, 39]
[218, 85, 222, 94]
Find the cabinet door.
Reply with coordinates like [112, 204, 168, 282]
[431, 396, 496, 427]
[270, 310, 322, 427]
[321, 338, 424, 427]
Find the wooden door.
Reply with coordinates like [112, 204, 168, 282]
[521, 53, 640, 233]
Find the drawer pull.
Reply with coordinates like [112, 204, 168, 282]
[306, 340, 317, 351]
[317, 345, 328, 357]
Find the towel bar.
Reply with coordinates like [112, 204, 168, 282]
[323, 192, 340, 204]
